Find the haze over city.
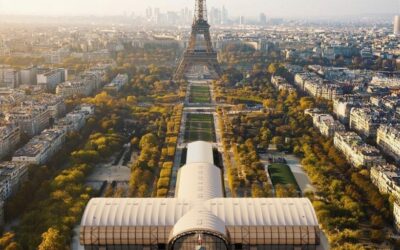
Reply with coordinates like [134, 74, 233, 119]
[0, 0, 400, 249]
[0, 0, 399, 17]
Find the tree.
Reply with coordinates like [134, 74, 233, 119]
[38, 228, 66, 250]
[5, 242, 21, 250]
[139, 133, 158, 149]
[0, 233, 15, 247]
[267, 63, 281, 74]
[0, 233, 20, 250]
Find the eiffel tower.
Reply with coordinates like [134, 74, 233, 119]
[174, 0, 222, 80]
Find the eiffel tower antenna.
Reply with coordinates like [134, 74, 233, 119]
[195, 0, 207, 22]
[174, 0, 222, 80]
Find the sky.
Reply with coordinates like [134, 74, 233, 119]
[0, 0, 399, 18]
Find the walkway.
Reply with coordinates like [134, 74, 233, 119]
[260, 147, 315, 195]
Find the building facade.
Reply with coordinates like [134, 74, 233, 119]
[12, 128, 66, 165]
[377, 124, 400, 162]
[349, 107, 387, 139]
[37, 68, 67, 91]
[0, 122, 20, 160]
[5, 104, 51, 137]
[394, 15, 400, 35]
[371, 164, 400, 202]
[0, 161, 28, 200]
[56, 80, 95, 98]
[80, 141, 320, 249]
[20, 66, 38, 85]
[103, 74, 129, 93]
[334, 131, 385, 168]
[311, 114, 345, 137]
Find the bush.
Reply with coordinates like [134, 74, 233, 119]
[156, 188, 168, 197]
[157, 177, 170, 189]
[162, 162, 173, 170]
[370, 230, 385, 243]
[160, 168, 172, 178]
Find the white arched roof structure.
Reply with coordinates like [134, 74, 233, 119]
[186, 141, 214, 164]
[81, 198, 318, 228]
[171, 207, 227, 238]
[176, 162, 223, 200]
[80, 141, 320, 247]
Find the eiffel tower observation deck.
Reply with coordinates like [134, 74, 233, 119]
[174, 0, 222, 80]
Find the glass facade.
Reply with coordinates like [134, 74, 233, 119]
[81, 226, 319, 250]
[171, 232, 228, 250]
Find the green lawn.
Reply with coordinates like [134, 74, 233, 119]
[189, 86, 211, 103]
[268, 163, 300, 191]
[184, 114, 216, 142]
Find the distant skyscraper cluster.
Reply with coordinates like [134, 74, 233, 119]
[142, 5, 269, 27]
[145, 6, 192, 25]
[208, 6, 228, 25]
[141, 5, 269, 26]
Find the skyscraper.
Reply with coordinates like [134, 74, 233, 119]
[239, 16, 245, 25]
[259, 13, 267, 26]
[394, 15, 400, 35]
[145, 7, 153, 20]
[209, 7, 221, 25]
[221, 5, 228, 25]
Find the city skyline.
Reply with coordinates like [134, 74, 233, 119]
[0, 0, 399, 18]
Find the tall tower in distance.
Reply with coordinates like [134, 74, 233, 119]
[394, 15, 400, 35]
[174, 0, 222, 80]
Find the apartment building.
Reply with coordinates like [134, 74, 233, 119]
[37, 68, 67, 91]
[12, 129, 66, 165]
[103, 74, 129, 93]
[311, 114, 345, 137]
[5, 104, 51, 137]
[377, 124, 400, 162]
[371, 164, 400, 202]
[334, 131, 385, 168]
[0, 122, 20, 160]
[0, 161, 28, 200]
[56, 80, 95, 98]
[350, 107, 389, 138]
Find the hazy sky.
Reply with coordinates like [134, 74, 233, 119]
[0, 0, 399, 17]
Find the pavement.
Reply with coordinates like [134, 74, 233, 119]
[168, 76, 233, 197]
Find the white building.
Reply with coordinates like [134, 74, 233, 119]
[0, 123, 20, 160]
[350, 107, 388, 138]
[333, 95, 365, 125]
[55, 111, 87, 133]
[37, 68, 67, 91]
[334, 131, 385, 168]
[0, 65, 19, 89]
[377, 124, 400, 162]
[5, 104, 51, 137]
[311, 113, 345, 137]
[371, 164, 400, 202]
[104, 74, 129, 93]
[12, 129, 66, 165]
[0, 161, 28, 200]
[394, 15, 400, 35]
[56, 80, 95, 98]
[80, 141, 320, 249]
[20, 66, 37, 85]
[394, 202, 400, 232]
[32, 93, 66, 119]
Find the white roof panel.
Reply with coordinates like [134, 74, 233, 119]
[176, 162, 224, 200]
[81, 198, 318, 228]
[186, 141, 214, 164]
